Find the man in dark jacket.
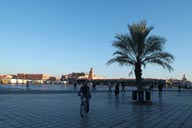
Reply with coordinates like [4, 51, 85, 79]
[78, 83, 91, 112]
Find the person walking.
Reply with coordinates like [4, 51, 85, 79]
[115, 83, 120, 96]
[74, 83, 77, 90]
[178, 84, 181, 91]
[108, 82, 113, 93]
[92, 83, 96, 90]
[121, 83, 125, 93]
[158, 81, 163, 97]
[149, 84, 154, 91]
[26, 81, 30, 90]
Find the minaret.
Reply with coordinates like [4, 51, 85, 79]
[182, 74, 187, 82]
[88, 67, 94, 79]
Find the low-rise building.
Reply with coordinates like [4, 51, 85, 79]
[17, 73, 50, 80]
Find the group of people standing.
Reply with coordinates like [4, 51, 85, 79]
[108, 82, 126, 96]
[149, 82, 163, 97]
[149, 81, 166, 98]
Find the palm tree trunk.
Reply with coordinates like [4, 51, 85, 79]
[134, 63, 142, 89]
[134, 63, 144, 102]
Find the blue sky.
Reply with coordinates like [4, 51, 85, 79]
[0, 0, 192, 81]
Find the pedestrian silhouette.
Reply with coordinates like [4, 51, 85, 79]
[178, 84, 181, 91]
[149, 84, 154, 91]
[158, 81, 163, 97]
[74, 83, 77, 89]
[121, 83, 125, 93]
[115, 83, 120, 96]
[108, 82, 113, 92]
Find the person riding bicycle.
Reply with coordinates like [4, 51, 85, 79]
[78, 83, 91, 113]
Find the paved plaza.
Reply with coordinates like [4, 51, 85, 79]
[1, 89, 192, 128]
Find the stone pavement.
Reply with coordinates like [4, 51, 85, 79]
[1, 90, 192, 128]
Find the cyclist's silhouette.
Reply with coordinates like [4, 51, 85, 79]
[78, 83, 91, 112]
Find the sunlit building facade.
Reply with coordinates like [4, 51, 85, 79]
[17, 74, 50, 80]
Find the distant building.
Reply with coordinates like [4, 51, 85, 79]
[0, 74, 15, 79]
[78, 67, 105, 80]
[0, 74, 17, 84]
[61, 68, 105, 84]
[61, 72, 86, 80]
[49, 76, 57, 81]
[165, 75, 191, 88]
[17, 74, 50, 80]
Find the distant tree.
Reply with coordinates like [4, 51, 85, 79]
[107, 21, 174, 100]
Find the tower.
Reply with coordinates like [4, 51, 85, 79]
[182, 74, 187, 82]
[88, 68, 94, 79]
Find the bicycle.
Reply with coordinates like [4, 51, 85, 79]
[80, 96, 88, 118]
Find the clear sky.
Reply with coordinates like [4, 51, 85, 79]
[0, 0, 192, 81]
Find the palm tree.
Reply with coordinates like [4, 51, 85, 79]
[107, 21, 174, 100]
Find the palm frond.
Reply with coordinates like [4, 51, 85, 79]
[128, 21, 154, 59]
[113, 34, 137, 62]
[107, 56, 135, 66]
[142, 52, 174, 72]
[147, 59, 174, 72]
[143, 36, 166, 58]
[128, 67, 135, 76]
[143, 52, 174, 63]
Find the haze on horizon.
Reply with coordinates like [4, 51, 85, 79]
[0, 0, 192, 81]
